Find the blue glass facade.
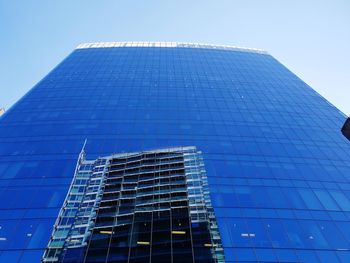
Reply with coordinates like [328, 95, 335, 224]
[1, 42, 350, 262]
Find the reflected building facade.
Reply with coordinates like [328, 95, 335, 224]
[43, 146, 224, 263]
[0, 42, 350, 262]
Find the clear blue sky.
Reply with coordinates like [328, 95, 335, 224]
[1, 0, 349, 114]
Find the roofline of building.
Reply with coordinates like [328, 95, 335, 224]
[99, 146, 197, 160]
[76, 42, 267, 54]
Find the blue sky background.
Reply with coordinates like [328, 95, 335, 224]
[1, 0, 349, 114]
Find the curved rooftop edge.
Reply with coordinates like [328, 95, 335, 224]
[76, 41, 268, 54]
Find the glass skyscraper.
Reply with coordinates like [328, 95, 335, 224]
[0, 42, 350, 262]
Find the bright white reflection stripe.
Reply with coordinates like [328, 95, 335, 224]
[76, 41, 267, 54]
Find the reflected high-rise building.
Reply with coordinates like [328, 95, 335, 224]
[43, 146, 224, 262]
[1, 42, 350, 262]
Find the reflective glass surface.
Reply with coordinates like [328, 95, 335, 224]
[43, 146, 224, 263]
[1, 42, 350, 262]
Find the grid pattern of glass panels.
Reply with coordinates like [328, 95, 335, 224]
[0, 42, 350, 262]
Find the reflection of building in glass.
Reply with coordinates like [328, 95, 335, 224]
[43, 146, 224, 263]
